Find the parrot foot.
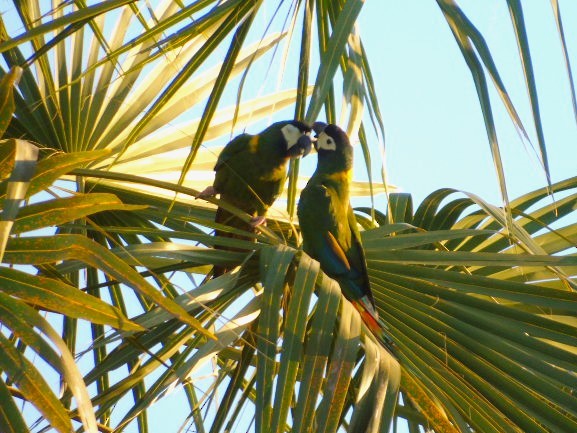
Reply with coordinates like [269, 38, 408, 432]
[249, 215, 267, 228]
[197, 185, 216, 199]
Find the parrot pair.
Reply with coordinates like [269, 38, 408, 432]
[198, 120, 313, 276]
[201, 119, 394, 352]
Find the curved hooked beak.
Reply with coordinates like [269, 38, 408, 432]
[297, 133, 313, 157]
[287, 133, 313, 158]
[312, 121, 328, 136]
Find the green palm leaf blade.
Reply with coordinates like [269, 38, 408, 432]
[0, 17, 61, 145]
[412, 188, 476, 231]
[506, 0, 549, 182]
[101, 242, 247, 272]
[0, 379, 28, 433]
[398, 186, 577, 288]
[0, 266, 142, 331]
[114, 2, 257, 162]
[118, 296, 261, 431]
[98, 87, 309, 176]
[0, 142, 17, 182]
[84, 284, 231, 419]
[0, 292, 63, 375]
[3, 235, 215, 338]
[368, 259, 577, 427]
[270, 253, 318, 433]
[84, 320, 182, 388]
[208, 326, 256, 433]
[382, 292, 539, 433]
[87, 330, 200, 422]
[348, 335, 401, 433]
[79, 8, 150, 152]
[144, 0, 246, 54]
[179, 4, 256, 183]
[436, 0, 519, 229]
[135, 270, 242, 329]
[83, 320, 191, 403]
[0, 0, 135, 54]
[0, 139, 38, 262]
[362, 228, 496, 250]
[287, 0, 314, 217]
[0, 140, 38, 216]
[387, 193, 414, 224]
[315, 297, 361, 433]
[359, 42, 386, 144]
[128, 32, 288, 143]
[372, 263, 577, 318]
[262, 252, 402, 433]
[0, 292, 100, 433]
[87, 18, 228, 153]
[0, 67, 20, 138]
[292, 269, 341, 433]
[79, 271, 257, 419]
[2, 1, 577, 432]
[341, 27, 365, 137]
[370, 187, 577, 431]
[0, 333, 72, 433]
[255, 244, 295, 432]
[436, 0, 531, 144]
[413, 297, 574, 431]
[12, 193, 144, 233]
[1, 1, 293, 168]
[26, 149, 111, 196]
[551, 0, 577, 123]
[306, 0, 365, 122]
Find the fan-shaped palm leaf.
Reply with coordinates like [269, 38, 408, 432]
[1, 1, 576, 433]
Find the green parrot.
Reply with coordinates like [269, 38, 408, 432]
[297, 122, 395, 353]
[199, 120, 313, 276]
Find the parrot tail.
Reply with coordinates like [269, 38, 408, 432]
[213, 206, 255, 277]
[354, 301, 397, 356]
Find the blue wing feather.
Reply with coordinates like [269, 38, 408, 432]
[298, 182, 375, 308]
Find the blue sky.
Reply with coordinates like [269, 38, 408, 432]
[359, 1, 577, 207]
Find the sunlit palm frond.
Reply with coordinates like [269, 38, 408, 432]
[1, 1, 577, 432]
[357, 186, 577, 432]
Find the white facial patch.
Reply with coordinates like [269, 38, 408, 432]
[316, 131, 336, 151]
[281, 124, 304, 149]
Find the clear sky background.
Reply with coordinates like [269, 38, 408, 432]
[358, 1, 577, 209]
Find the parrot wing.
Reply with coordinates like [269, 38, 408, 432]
[214, 133, 251, 171]
[347, 204, 376, 307]
[299, 182, 377, 311]
[213, 134, 252, 195]
[299, 184, 352, 277]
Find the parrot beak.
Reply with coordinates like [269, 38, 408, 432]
[298, 133, 313, 157]
[312, 121, 328, 137]
[288, 133, 313, 158]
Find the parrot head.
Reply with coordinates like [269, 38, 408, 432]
[278, 120, 314, 158]
[310, 122, 353, 171]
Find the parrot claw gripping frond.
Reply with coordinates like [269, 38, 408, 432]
[249, 215, 267, 228]
[197, 185, 216, 199]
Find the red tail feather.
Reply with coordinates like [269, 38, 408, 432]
[354, 301, 396, 355]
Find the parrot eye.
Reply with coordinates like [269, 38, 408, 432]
[316, 132, 337, 151]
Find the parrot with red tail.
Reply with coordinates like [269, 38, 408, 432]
[297, 122, 395, 354]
